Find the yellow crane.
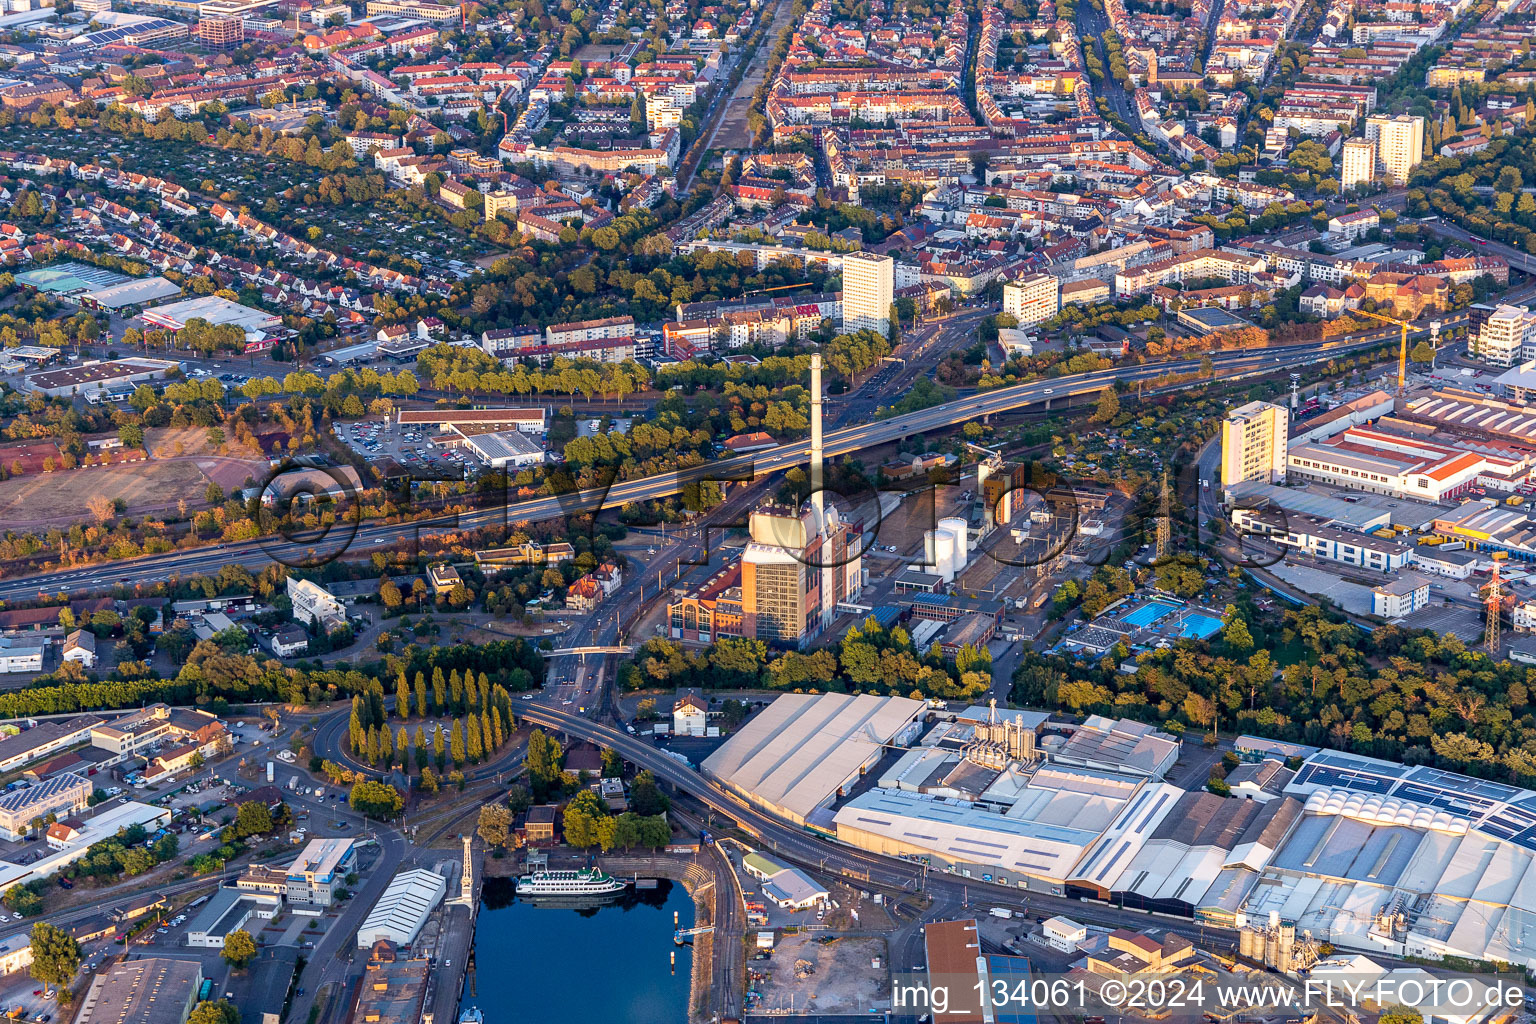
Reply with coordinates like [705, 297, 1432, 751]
[1350, 307, 1416, 396]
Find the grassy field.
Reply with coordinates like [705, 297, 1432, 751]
[0, 459, 212, 526]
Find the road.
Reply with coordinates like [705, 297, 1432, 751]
[831, 309, 992, 427]
[1076, 3, 1139, 131]
[510, 704, 1243, 944]
[0, 332, 1413, 601]
[1423, 217, 1536, 276]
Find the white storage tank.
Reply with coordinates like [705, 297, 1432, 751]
[925, 528, 958, 581]
[939, 517, 969, 572]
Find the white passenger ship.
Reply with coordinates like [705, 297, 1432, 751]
[515, 867, 628, 896]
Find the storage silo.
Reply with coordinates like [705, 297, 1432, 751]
[939, 517, 969, 573]
[925, 528, 958, 581]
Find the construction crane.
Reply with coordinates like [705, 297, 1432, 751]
[1350, 307, 1416, 396]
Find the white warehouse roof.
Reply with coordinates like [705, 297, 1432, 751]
[702, 693, 925, 826]
[356, 868, 447, 949]
[1236, 749, 1536, 970]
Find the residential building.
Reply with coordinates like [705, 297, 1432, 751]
[842, 251, 894, 335]
[673, 693, 707, 736]
[61, 629, 95, 668]
[1002, 274, 1060, 327]
[1341, 137, 1376, 190]
[427, 563, 463, 599]
[1473, 305, 1536, 367]
[271, 627, 308, 658]
[287, 577, 347, 632]
[1220, 400, 1289, 486]
[1364, 113, 1425, 183]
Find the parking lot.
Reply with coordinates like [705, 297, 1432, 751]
[333, 418, 474, 477]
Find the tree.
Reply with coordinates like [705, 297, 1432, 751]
[232, 801, 273, 838]
[1089, 387, 1120, 424]
[1222, 606, 1253, 652]
[188, 1001, 240, 1024]
[29, 922, 79, 995]
[526, 729, 564, 799]
[476, 803, 512, 848]
[396, 672, 411, 718]
[348, 780, 404, 819]
[562, 790, 607, 847]
[221, 929, 258, 968]
[629, 769, 669, 816]
[86, 495, 115, 526]
[1379, 1008, 1423, 1024]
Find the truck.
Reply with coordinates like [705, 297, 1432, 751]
[198, 980, 213, 1002]
[700, 830, 713, 845]
[288, 776, 298, 792]
[266, 762, 274, 784]
[989, 908, 1014, 919]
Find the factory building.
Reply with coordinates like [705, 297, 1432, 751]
[701, 693, 925, 828]
[77, 959, 202, 1024]
[1287, 425, 1529, 503]
[1239, 749, 1536, 970]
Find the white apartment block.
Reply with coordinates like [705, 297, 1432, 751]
[1473, 305, 1536, 367]
[841, 251, 894, 336]
[1220, 400, 1289, 486]
[287, 578, 346, 632]
[1341, 138, 1376, 191]
[1364, 113, 1425, 184]
[1002, 274, 1060, 327]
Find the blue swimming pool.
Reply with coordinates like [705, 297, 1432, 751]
[1177, 613, 1225, 639]
[1122, 601, 1179, 627]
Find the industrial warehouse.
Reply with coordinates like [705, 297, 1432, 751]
[700, 692, 925, 828]
[712, 694, 1536, 969]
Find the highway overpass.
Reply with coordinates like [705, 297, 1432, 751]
[0, 330, 1416, 601]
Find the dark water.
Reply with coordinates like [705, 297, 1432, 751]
[462, 875, 694, 1023]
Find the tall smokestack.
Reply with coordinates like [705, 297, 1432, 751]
[810, 353, 833, 631]
[810, 353, 824, 535]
